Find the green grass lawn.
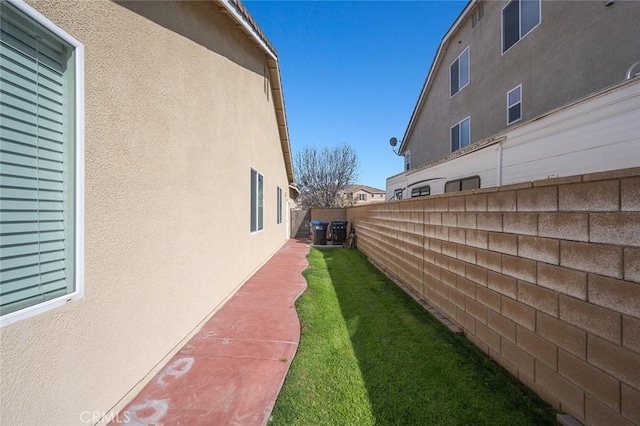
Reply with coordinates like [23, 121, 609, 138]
[269, 248, 557, 425]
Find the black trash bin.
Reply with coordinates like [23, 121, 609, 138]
[330, 220, 349, 245]
[311, 220, 329, 245]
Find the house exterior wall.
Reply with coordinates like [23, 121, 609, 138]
[310, 208, 348, 224]
[405, 0, 640, 170]
[0, 1, 291, 425]
[349, 167, 640, 426]
[352, 189, 385, 204]
[338, 188, 386, 205]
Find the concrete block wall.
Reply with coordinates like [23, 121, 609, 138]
[347, 167, 640, 425]
[310, 208, 347, 223]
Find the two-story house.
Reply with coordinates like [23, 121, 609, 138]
[389, 0, 640, 199]
[339, 185, 386, 205]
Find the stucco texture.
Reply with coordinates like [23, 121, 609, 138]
[0, 1, 291, 424]
[405, 0, 640, 169]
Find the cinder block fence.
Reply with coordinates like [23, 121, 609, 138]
[347, 167, 640, 426]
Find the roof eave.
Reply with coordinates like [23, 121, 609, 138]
[218, 0, 278, 59]
[218, 0, 295, 184]
[267, 58, 294, 183]
[399, 0, 477, 155]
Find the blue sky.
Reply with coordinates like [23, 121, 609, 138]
[245, 1, 467, 190]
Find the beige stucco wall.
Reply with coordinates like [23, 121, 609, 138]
[0, 1, 291, 424]
[353, 189, 385, 204]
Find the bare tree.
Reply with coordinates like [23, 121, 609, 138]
[294, 144, 359, 208]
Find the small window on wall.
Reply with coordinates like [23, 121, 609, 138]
[507, 85, 522, 124]
[405, 151, 411, 171]
[445, 176, 481, 193]
[358, 193, 366, 201]
[451, 117, 471, 152]
[450, 46, 470, 97]
[276, 186, 282, 224]
[502, 0, 541, 53]
[411, 186, 431, 197]
[394, 189, 404, 200]
[250, 169, 264, 232]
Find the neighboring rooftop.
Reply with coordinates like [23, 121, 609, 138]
[341, 185, 385, 194]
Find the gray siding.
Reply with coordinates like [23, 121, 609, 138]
[405, 0, 640, 170]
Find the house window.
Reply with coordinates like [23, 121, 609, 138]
[507, 85, 522, 124]
[411, 186, 431, 197]
[502, 0, 541, 53]
[394, 189, 403, 200]
[250, 169, 263, 232]
[451, 117, 471, 152]
[276, 186, 282, 224]
[405, 151, 411, 171]
[450, 46, 470, 97]
[445, 176, 481, 193]
[0, 0, 84, 325]
[357, 193, 366, 201]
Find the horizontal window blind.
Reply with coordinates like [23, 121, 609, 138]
[0, 3, 74, 316]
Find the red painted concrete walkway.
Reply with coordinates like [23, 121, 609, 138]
[111, 239, 309, 426]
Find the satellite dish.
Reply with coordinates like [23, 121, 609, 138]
[389, 137, 398, 147]
[627, 61, 640, 80]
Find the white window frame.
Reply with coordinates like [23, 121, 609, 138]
[450, 116, 471, 152]
[405, 150, 411, 171]
[507, 84, 523, 125]
[450, 46, 470, 98]
[250, 168, 264, 233]
[276, 186, 282, 225]
[1, 0, 85, 327]
[357, 193, 366, 201]
[411, 186, 431, 198]
[445, 176, 481, 193]
[502, 0, 541, 54]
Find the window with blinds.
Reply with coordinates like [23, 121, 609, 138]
[1, 0, 83, 324]
[276, 186, 282, 224]
[250, 169, 264, 232]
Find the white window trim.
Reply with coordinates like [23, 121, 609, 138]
[501, 0, 542, 55]
[250, 168, 264, 234]
[449, 46, 470, 98]
[507, 84, 523, 125]
[405, 150, 411, 171]
[1, 0, 85, 327]
[450, 116, 471, 152]
[276, 186, 282, 225]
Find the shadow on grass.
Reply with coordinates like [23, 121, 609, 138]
[322, 248, 556, 425]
